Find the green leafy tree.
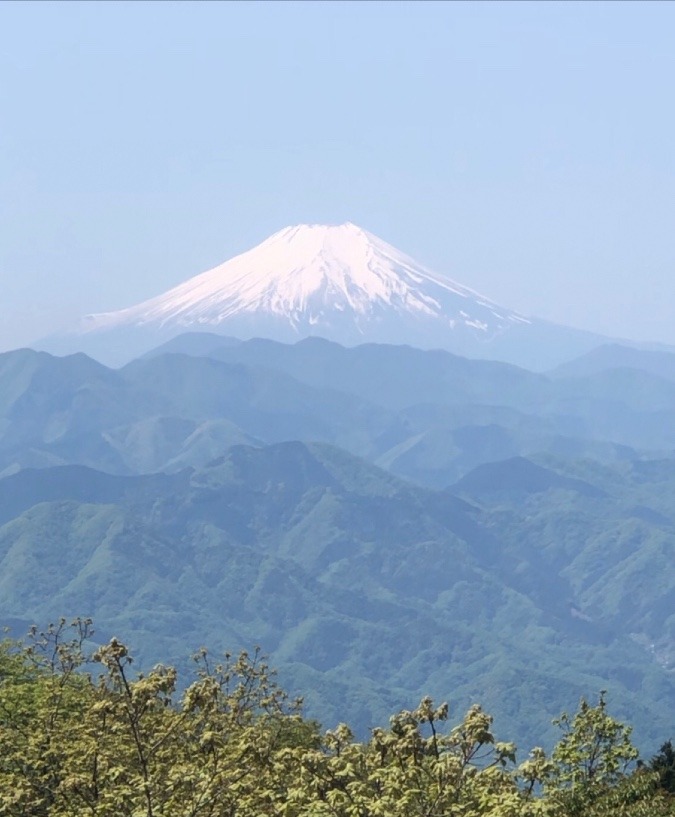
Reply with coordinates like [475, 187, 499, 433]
[1, 621, 673, 817]
[0, 623, 319, 817]
[651, 741, 675, 794]
[547, 692, 640, 816]
[0, 618, 94, 816]
[283, 696, 526, 816]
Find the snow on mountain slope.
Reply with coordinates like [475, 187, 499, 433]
[79, 223, 529, 340]
[42, 222, 612, 369]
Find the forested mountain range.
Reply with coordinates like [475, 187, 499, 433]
[6, 336, 675, 480]
[1, 335, 674, 753]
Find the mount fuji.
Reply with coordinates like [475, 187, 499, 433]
[42, 223, 607, 368]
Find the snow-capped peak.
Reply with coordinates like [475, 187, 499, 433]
[80, 222, 528, 345]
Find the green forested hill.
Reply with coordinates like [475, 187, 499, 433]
[0, 442, 673, 752]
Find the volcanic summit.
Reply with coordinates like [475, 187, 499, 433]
[47, 223, 604, 368]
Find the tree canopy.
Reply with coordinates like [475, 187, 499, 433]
[0, 620, 672, 817]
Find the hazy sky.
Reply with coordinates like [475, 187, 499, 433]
[2, 1, 674, 351]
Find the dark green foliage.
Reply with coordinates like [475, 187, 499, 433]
[652, 741, 675, 793]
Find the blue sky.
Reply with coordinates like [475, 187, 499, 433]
[2, 1, 674, 351]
